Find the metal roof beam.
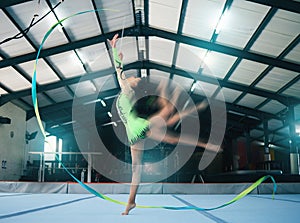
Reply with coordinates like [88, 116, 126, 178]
[141, 27, 300, 73]
[126, 60, 299, 106]
[0, 0, 33, 9]
[3, 60, 299, 108]
[1, 26, 299, 74]
[0, 68, 115, 106]
[246, 0, 300, 14]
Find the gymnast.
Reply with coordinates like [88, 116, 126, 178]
[108, 34, 221, 215]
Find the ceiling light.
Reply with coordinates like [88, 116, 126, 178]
[141, 69, 147, 78]
[100, 99, 106, 107]
[83, 99, 100, 105]
[190, 82, 196, 93]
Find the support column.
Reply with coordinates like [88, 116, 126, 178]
[232, 138, 239, 170]
[263, 120, 271, 170]
[87, 154, 92, 183]
[245, 127, 251, 169]
[288, 105, 299, 174]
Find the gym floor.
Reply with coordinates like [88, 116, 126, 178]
[1, 193, 299, 223]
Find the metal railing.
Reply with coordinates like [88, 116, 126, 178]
[28, 152, 102, 182]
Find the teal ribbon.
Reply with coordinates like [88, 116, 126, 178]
[32, 9, 277, 211]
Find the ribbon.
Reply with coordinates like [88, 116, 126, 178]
[32, 9, 277, 211]
[55, 164, 277, 211]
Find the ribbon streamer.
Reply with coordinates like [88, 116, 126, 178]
[32, 9, 277, 211]
[55, 162, 278, 211]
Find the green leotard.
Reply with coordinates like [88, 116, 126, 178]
[116, 92, 150, 145]
[113, 48, 150, 145]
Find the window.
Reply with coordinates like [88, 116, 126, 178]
[44, 135, 62, 161]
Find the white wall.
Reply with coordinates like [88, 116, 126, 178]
[25, 117, 46, 164]
[0, 102, 26, 181]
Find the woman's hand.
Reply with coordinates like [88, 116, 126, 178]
[108, 33, 119, 48]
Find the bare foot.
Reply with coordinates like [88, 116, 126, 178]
[121, 203, 136, 215]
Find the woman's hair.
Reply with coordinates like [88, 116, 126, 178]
[132, 77, 160, 118]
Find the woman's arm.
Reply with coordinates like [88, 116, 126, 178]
[109, 34, 133, 94]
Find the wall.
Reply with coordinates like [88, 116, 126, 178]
[0, 102, 26, 180]
[25, 117, 46, 164]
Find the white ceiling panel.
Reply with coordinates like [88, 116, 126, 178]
[268, 119, 284, 131]
[229, 59, 268, 85]
[18, 59, 60, 85]
[271, 134, 287, 144]
[0, 67, 31, 91]
[284, 42, 300, 63]
[46, 87, 73, 103]
[48, 51, 86, 78]
[70, 80, 97, 97]
[149, 0, 182, 33]
[7, 0, 69, 49]
[276, 126, 289, 135]
[114, 37, 138, 65]
[173, 75, 194, 91]
[51, 0, 102, 41]
[217, 0, 270, 48]
[282, 79, 300, 98]
[121, 69, 139, 79]
[176, 43, 206, 73]
[183, 0, 225, 40]
[217, 87, 242, 103]
[77, 43, 112, 72]
[251, 10, 300, 57]
[0, 11, 35, 57]
[255, 67, 299, 92]
[250, 129, 263, 138]
[95, 0, 134, 33]
[149, 37, 175, 66]
[193, 81, 218, 97]
[149, 70, 170, 84]
[259, 100, 286, 114]
[202, 51, 237, 79]
[94, 74, 118, 92]
[237, 94, 266, 108]
[22, 93, 52, 107]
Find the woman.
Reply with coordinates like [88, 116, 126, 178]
[108, 34, 219, 215]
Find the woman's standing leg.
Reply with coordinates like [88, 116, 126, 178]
[122, 141, 144, 215]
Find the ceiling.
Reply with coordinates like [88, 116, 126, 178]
[0, 0, 299, 151]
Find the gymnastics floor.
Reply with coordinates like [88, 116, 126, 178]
[1, 193, 299, 223]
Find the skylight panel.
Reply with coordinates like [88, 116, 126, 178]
[46, 87, 73, 103]
[250, 9, 300, 57]
[237, 93, 266, 108]
[202, 51, 237, 79]
[182, 0, 225, 40]
[216, 0, 270, 48]
[48, 51, 86, 78]
[149, 0, 182, 33]
[18, 59, 60, 85]
[149, 37, 175, 66]
[176, 43, 207, 73]
[52, 0, 101, 41]
[229, 59, 268, 85]
[0, 67, 31, 91]
[255, 67, 299, 92]
[259, 100, 286, 114]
